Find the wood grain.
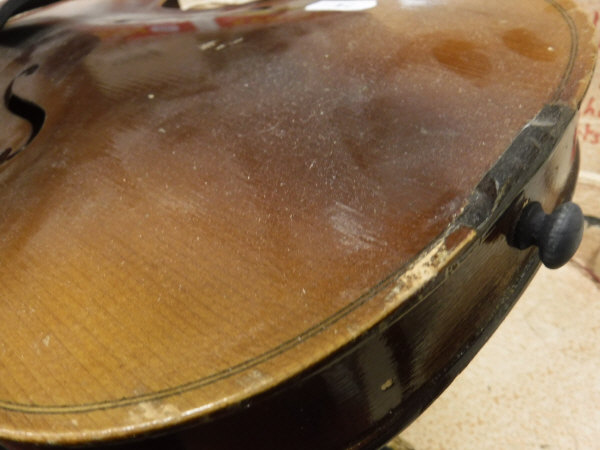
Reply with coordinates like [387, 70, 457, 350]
[0, 0, 595, 447]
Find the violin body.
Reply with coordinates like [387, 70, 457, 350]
[0, 0, 595, 448]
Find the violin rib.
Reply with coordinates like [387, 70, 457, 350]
[0, 0, 595, 448]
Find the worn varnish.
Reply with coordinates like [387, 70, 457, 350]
[0, 0, 595, 448]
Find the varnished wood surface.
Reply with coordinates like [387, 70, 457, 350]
[1, 125, 582, 450]
[0, 0, 595, 447]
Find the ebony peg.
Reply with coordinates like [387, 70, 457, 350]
[511, 201, 584, 269]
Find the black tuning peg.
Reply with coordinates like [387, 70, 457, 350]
[510, 201, 584, 269]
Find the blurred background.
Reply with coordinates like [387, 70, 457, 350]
[395, 1, 600, 449]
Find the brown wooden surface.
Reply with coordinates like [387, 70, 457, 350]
[1, 125, 581, 450]
[0, 0, 595, 447]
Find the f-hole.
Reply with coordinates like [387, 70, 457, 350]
[0, 0, 61, 31]
[1, 64, 46, 164]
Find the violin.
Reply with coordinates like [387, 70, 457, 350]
[0, 0, 595, 448]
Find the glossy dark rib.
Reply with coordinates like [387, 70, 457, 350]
[0, 0, 594, 447]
